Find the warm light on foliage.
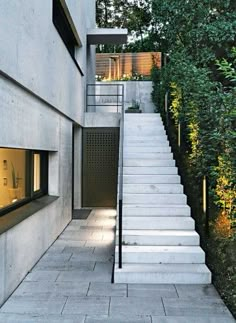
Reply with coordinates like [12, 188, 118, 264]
[215, 156, 236, 217]
[170, 82, 181, 124]
[214, 211, 233, 239]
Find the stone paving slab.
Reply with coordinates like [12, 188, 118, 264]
[85, 240, 114, 247]
[70, 252, 113, 262]
[128, 284, 178, 298]
[12, 281, 90, 298]
[174, 284, 220, 298]
[24, 270, 60, 282]
[85, 315, 151, 323]
[62, 246, 95, 254]
[57, 269, 112, 283]
[0, 313, 85, 323]
[59, 231, 103, 241]
[52, 240, 86, 248]
[62, 297, 110, 315]
[88, 283, 127, 297]
[34, 260, 95, 271]
[40, 253, 73, 262]
[109, 296, 165, 316]
[0, 296, 67, 315]
[163, 297, 232, 316]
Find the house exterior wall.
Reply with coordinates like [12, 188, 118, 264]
[0, 0, 96, 306]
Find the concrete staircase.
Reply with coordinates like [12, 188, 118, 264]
[114, 113, 211, 284]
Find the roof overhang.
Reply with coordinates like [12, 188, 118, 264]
[87, 28, 128, 45]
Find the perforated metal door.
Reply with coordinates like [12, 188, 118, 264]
[82, 128, 119, 207]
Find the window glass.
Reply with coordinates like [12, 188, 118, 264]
[34, 153, 40, 192]
[0, 149, 28, 209]
[0, 148, 48, 215]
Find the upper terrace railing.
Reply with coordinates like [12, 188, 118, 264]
[86, 83, 124, 268]
[86, 83, 124, 113]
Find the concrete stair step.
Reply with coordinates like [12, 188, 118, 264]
[123, 175, 181, 184]
[115, 245, 205, 264]
[122, 216, 194, 230]
[124, 146, 171, 153]
[123, 184, 183, 194]
[125, 136, 168, 142]
[119, 230, 199, 246]
[124, 152, 173, 159]
[123, 205, 190, 216]
[123, 193, 187, 205]
[124, 123, 164, 127]
[124, 114, 162, 118]
[124, 128, 166, 134]
[114, 263, 211, 284]
[123, 167, 178, 175]
[124, 141, 169, 147]
[123, 159, 175, 167]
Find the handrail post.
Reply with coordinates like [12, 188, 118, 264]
[118, 84, 125, 268]
[86, 84, 89, 112]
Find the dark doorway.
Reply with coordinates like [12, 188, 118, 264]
[82, 128, 119, 207]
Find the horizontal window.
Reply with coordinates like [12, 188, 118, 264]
[0, 148, 48, 216]
[52, 0, 84, 75]
[53, 0, 78, 59]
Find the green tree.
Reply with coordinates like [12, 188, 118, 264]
[96, 0, 153, 52]
[151, 0, 236, 221]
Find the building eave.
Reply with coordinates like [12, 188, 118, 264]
[87, 28, 128, 45]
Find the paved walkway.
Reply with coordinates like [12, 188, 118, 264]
[0, 209, 234, 323]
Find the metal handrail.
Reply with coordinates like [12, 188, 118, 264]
[86, 83, 123, 113]
[118, 84, 125, 268]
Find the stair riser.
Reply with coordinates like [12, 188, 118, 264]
[125, 136, 168, 142]
[124, 168, 178, 175]
[124, 147, 171, 153]
[122, 218, 195, 230]
[123, 194, 187, 205]
[124, 153, 173, 159]
[116, 252, 205, 264]
[114, 273, 211, 284]
[124, 119, 163, 123]
[123, 175, 181, 184]
[125, 130, 166, 136]
[124, 143, 169, 148]
[118, 235, 199, 246]
[123, 207, 190, 216]
[123, 160, 175, 167]
[123, 184, 183, 194]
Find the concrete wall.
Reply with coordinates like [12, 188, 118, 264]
[0, 0, 96, 306]
[95, 81, 155, 113]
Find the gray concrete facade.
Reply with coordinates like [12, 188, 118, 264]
[0, 0, 96, 306]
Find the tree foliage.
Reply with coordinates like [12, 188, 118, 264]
[96, 0, 153, 52]
[151, 0, 236, 225]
